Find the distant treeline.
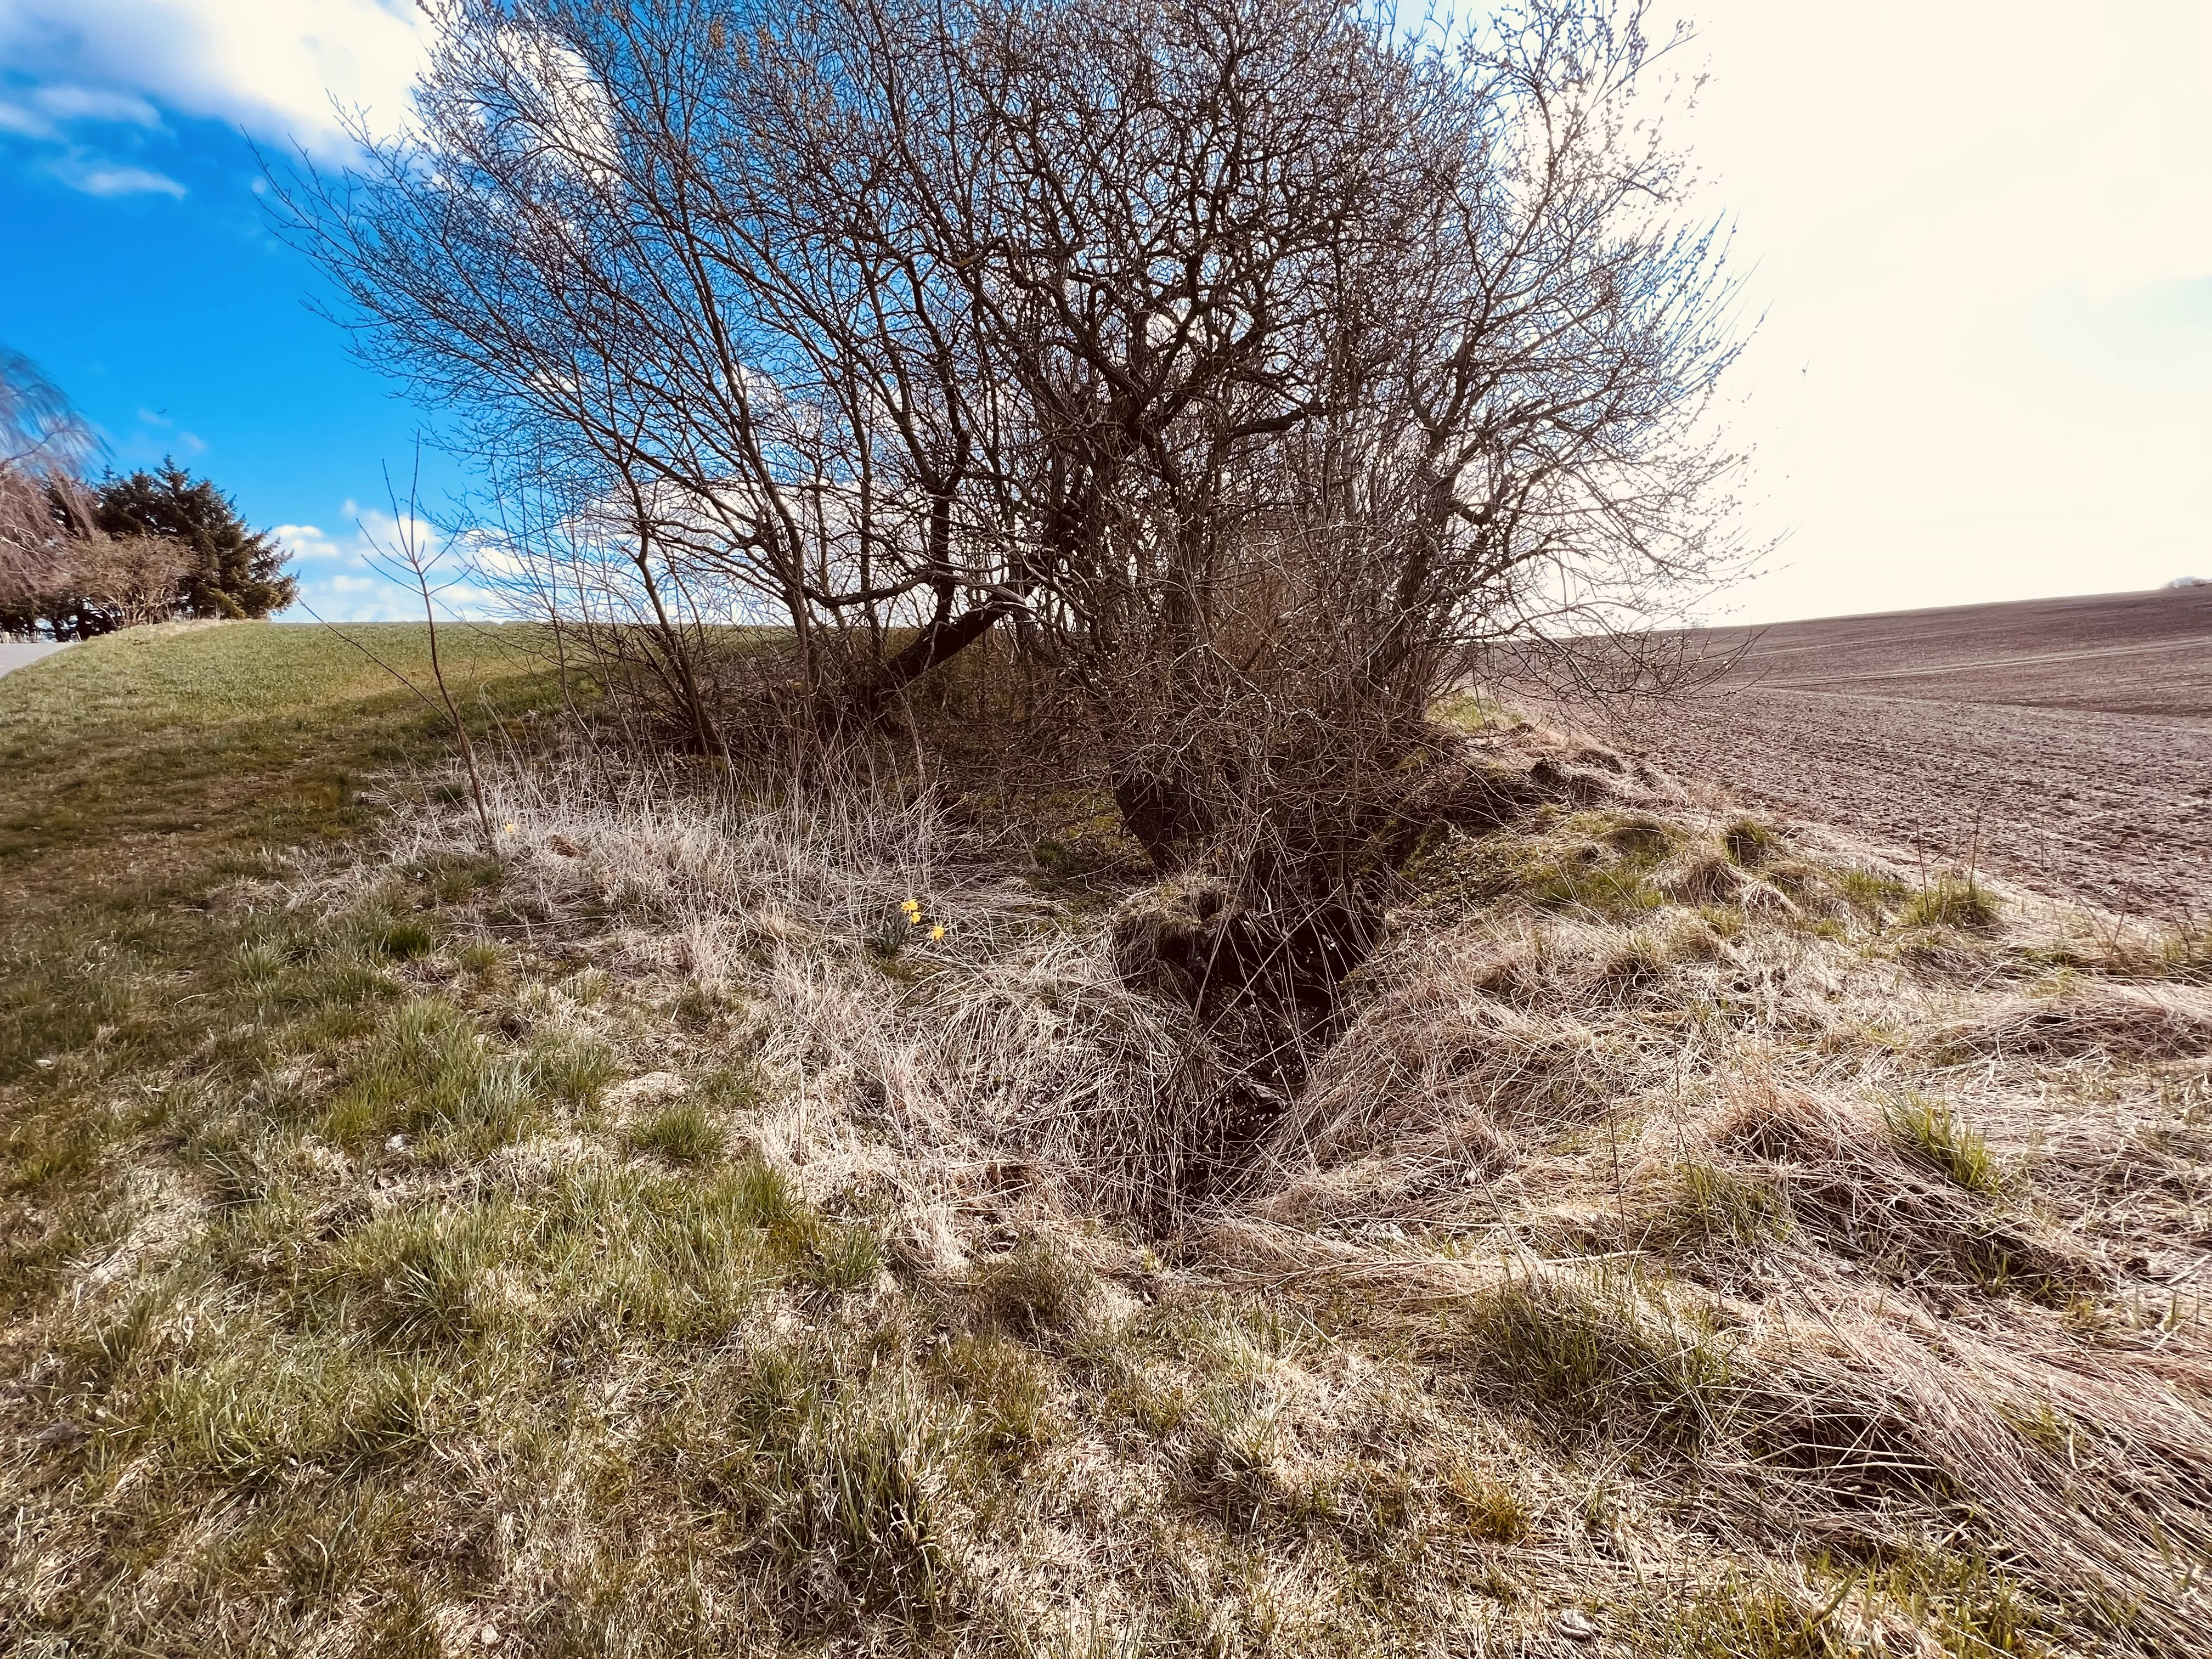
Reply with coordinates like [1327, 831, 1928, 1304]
[1, 349, 295, 640]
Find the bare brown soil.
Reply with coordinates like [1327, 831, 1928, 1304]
[1585, 586, 2212, 916]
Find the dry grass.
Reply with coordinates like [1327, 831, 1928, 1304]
[1239, 748, 2212, 1654]
[384, 753, 1256, 1221]
[7, 642, 2212, 1655]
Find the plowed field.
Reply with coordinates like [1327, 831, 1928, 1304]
[1599, 586, 2212, 916]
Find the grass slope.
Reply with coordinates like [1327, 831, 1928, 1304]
[1, 620, 560, 909]
[3, 626, 2209, 1658]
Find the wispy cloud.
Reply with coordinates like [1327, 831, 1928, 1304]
[3, 75, 184, 199]
[64, 160, 185, 198]
[31, 83, 160, 126]
[0, 98, 54, 139]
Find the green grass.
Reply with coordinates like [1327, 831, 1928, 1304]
[1406, 810, 1676, 921]
[1515, 816, 1675, 918]
[733, 1364, 956, 1626]
[1887, 1094, 2003, 1194]
[935, 1330, 1051, 1460]
[1441, 1460, 1531, 1543]
[2148, 921, 2212, 984]
[1462, 1268, 1733, 1447]
[1651, 1161, 1795, 1253]
[970, 1237, 1092, 1338]
[0, 622, 617, 1643]
[1621, 1574, 1850, 1658]
[628, 1097, 725, 1163]
[1900, 877, 2001, 930]
[1722, 818, 1782, 866]
[1835, 865, 1910, 917]
[1430, 688, 1523, 732]
[0, 621, 563, 904]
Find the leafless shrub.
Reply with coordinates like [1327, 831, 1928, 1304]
[1, 345, 101, 634]
[13, 534, 195, 637]
[81, 535, 194, 627]
[3, 530, 198, 641]
[331, 464, 503, 852]
[281, 0, 1749, 963]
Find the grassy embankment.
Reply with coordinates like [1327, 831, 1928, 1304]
[0, 622, 592, 1643]
[3, 623, 2210, 1657]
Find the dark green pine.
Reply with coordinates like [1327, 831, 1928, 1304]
[94, 458, 300, 620]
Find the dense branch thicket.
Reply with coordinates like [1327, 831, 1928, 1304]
[285, 0, 1743, 986]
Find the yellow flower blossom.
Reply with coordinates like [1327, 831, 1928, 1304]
[502, 822, 516, 833]
[930, 924, 946, 941]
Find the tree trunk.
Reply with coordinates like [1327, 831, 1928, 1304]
[865, 601, 1008, 709]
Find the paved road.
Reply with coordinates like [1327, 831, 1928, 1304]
[0, 642, 69, 679]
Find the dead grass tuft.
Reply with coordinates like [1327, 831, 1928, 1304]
[1948, 984, 2212, 1060]
[970, 1238, 1093, 1340]
[1885, 1093, 2002, 1194]
[1711, 1083, 2079, 1296]
[1721, 818, 1782, 867]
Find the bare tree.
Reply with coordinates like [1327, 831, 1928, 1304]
[1, 347, 102, 632]
[279, 0, 1746, 933]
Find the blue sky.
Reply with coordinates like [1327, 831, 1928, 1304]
[0, 102, 468, 618]
[0, 0, 465, 621]
[2, 0, 2209, 625]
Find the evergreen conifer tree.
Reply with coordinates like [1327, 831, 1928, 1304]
[93, 460, 297, 619]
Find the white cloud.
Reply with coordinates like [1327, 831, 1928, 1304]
[66, 161, 187, 198]
[0, 98, 55, 139]
[0, 0, 430, 154]
[274, 522, 342, 561]
[31, 83, 160, 126]
[276, 509, 501, 623]
[2, 76, 182, 199]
